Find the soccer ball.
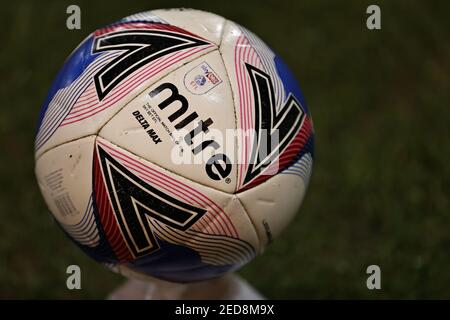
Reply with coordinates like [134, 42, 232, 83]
[35, 9, 314, 282]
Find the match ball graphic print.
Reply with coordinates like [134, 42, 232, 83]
[35, 9, 314, 282]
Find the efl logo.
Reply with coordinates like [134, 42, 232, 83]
[184, 61, 223, 95]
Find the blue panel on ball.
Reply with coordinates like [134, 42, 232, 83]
[54, 197, 120, 265]
[36, 35, 98, 132]
[274, 54, 309, 114]
[126, 238, 238, 283]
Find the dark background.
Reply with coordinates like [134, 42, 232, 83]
[0, 0, 449, 298]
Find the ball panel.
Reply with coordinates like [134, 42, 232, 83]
[236, 167, 312, 247]
[92, 136, 259, 281]
[119, 11, 168, 25]
[151, 8, 226, 45]
[219, 21, 314, 192]
[35, 19, 216, 159]
[219, 20, 315, 247]
[99, 50, 238, 193]
[35, 135, 123, 264]
[35, 135, 96, 228]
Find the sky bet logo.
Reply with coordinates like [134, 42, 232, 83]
[184, 61, 223, 95]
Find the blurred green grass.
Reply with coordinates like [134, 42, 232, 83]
[0, 0, 449, 298]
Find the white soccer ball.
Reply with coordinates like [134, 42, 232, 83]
[35, 8, 314, 282]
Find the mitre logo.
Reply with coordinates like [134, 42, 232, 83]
[148, 83, 232, 182]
